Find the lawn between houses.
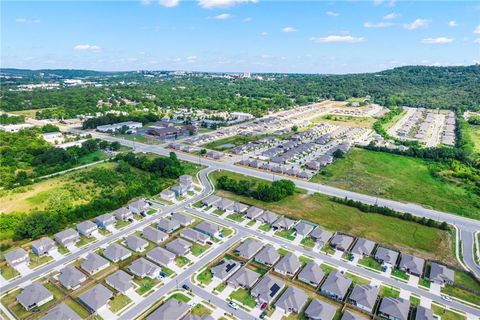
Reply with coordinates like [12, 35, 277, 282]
[209, 170, 456, 267]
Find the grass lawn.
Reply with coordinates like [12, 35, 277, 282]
[147, 208, 157, 215]
[197, 269, 213, 285]
[441, 285, 480, 305]
[75, 235, 96, 248]
[321, 244, 335, 255]
[453, 270, 480, 292]
[221, 228, 233, 237]
[418, 278, 431, 288]
[191, 243, 209, 257]
[313, 114, 375, 128]
[210, 170, 455, 266]
[258, 224, 272, 232]
[358, 256, 383, 271]
[193, 201, 203, 208]
[134, 277, 160, 295]
[229, 288, 257, 308]
[78, 150, 109, 165]
[409, 295, 420, 307]
[28, 253, 53, 269]
[98, 228, 111, 236]
[275, 229, 297, 241]
[212, 209, 225, 216]
[64, 297, 90, 318]
[379, 285, 400, 298]
[344, 272, 370, 285]
[175, 256, 191, 267]
[227, 213, 245, 223]
[462, 122, 480, 153]
[0, 264, 20, 280]
[161, 266, 175, 277]
[169, 293, 191, 303]
[203, 135, 269, 151]
[247, 220, 256, 227]
[391, 268, 410, 281]
[431, 305, 466, 320]
[277, 248, 291, 256]
[320, 264, 337, 275]
[109, 293, 132, 313]
[214, 282, 228, 293]
[300, 237, 315, 249]
[192, 303, 212, 317]
[115, 220, 130, 229]
[311, 148, 480, 219]
[247, 261, 269, 275]
[299, 255, 314, 266]
[58, 246, 70, 255]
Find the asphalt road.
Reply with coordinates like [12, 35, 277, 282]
[461, 229, 480, 278]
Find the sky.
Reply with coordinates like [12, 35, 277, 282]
[1, 0, 480, 74]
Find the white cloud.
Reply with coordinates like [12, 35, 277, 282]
[158, 0, 179, 7]
[73, 44, 102, 52]
[421, 37, 453, 44]
[310, 35, 365, 43]
[373, 0, 396, 7]
[260, 31, 268, 36]
[474, 38, 480, 44]
[448, 20, 457, 27]
[212, 13, 231, 20]
[364, 21, 394, 28]
[243, 17, 252, 22]
[403, 19, 430, 30]
[197, 0, 257, 9]
[282, 26, 297, 33]
[474, 25, 480, 34]
[326, 11, 339, 17]
[383, 12, 400, 20]
[15, 18, 40, 24]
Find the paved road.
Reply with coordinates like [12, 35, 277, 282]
[461, 230, 480, 278]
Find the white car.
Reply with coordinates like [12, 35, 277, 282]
[441, 295, 452, 302]
[228, 301, 239, 310]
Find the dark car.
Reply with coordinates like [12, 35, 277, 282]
[182, 284, 190, 291]
[260, 311, 267, 319]
[260, 303, 267, 310]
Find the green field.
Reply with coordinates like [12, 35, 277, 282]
[311, 148, 480, 219]
[463, 122, 480, 153]
[210, 170, 456, 266]
[202, 134, 270, 151]
[312, 114, 376, 129]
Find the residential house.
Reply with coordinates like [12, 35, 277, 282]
[128, 257, 161, 278]
[179, 174, 193, 189]
[58, 266, 86, 290]
[157, 218, 181, 234]
[95, 213, 116, 231]
[103, 243, 132, 263]
[255, 211, 279, 225]
[54, 229, 80, 248]
[399, 255, 425, 277]
[235, 239, 263, 260]
[275, 286, 308, 314]
[227, 267, 260, 289]
[232, 202, 249, 214]
[378, 297, 411, 320]
[125, 235, 149, 252]
[166, 238, 192, 256]
[415, 306, 434, 320]
[297, 262, 324, 286]
[172, 212, 195, 226]
[160, 189, 176, 202]
[245, 206, 264, 220]
[320, 271, 352, 301]
[17, 282, 53, 311]
[304, 299, 337, 320]
[255, 244, 281, 266]
[142, 226, 169, 244]
[348, 284, 380, 313]
[211, 259, 241, 281]
[330, 234, 354, 252]
[146, 247, 176, 267]
[351, 239, 376, 257]
[375, 247, 399, 268]
[4, 248, 29, 267]
[128, 198, 149, 215]
[428, 263, 454, 285]
[78, 284, 113, 313]
[112, 207, 133, 221]
[341, 310, 369, 320]
[146, 298, 190, 320]
[77, 221, 98, 237]
[202, 195, 221, 207]
[31, 237, 56, 256]
[272, 217, 296, 231]
[294, 222, 315, 237]
[40, 303, 81, 320]
[171, 184, 189, 197]
[81, 253, 110, 275]
[310, 228, 333, 246]
[180, 228, 210, 245]
[106, 270, 133, 293]
[275, 253, 301, 276]
[194, 221, 221, 237]
[251, 275, 286, 304]
[217, 198, 235, 211]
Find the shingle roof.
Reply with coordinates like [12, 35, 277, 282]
[125, 235, 149, 251]
[236, 239, 263, 259]
[310, 228, 333, 244]
[165, 238, 192, 255]
[351, 239, 376, 256]
[142, 226, 168, 244]
[172, 212, 195, 226]
[255, 244, 280, 265]
[194, 221, 221, 235]
[256, 211, 279, 224]
[245, 206, 264, 219]
[106, 270, 133, 293]
[399, 254, 425, 276]
[4, 248, 28, 265]
[146, 298, 190, 320]
[275, 253, 301, 275]
[321, 271, 352, 299]
[375, 247, 399, 266]
[54, 228, 79, 245]
[180, 228, 210, 243]
[297, 262, 324, 285]
[379, 297, 410, 320]
[251, 275, 286, 303]
[294, 222, 315, 237]
[274, 286, 308, 313]
[40, 303, 81, 320]
[330, 234, 354, 251]
[341, 310, 368, 320]
[273, 217, 296, 230]
[78, 284, 113, 311]
[81, 253, 109, 274]
[58, 266, 86, 289]
[429, 262, 454, 284]
[227, 267, 260, 289]
[129, 257, 160, 277]
[146, 247, 176, 266]
[157, 218, 181, 233]
[304, 298, 337, 320]
[17, 282, 52, 309]
[211, 259, 240, 280]
[349, 285, 380, 311]
[77, 220, 97, 232]
[202, 195, 221, 206]
[415, 306, 434, 320]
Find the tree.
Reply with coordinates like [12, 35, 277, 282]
[291, 125, 298, 133]
[200, 149, 207, 155]
[333, 149, 345, 159]
[110, 141, 121, 151]
[41, 124, 60, 133]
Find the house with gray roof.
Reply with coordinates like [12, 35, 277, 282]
[146, 247, 176, 267]
[212, 259, 241, 280]
[351, 239, 376, 257]
[166, 238, 192, 255]
[375, 247, 399, 267]
[378, 297, 411, 320]
[31, 237, 56, 256]
[77, 220, 98, 237]
[172, 212, 195, 226]
[112, 207, 133, 221]
[4, 248, 29, 267]
[255, 244, 281, 266]
[217, 198, 235, 211]
[125, 235, 149, 252]
[157, 218, 181, 234]
[106, 270, 133, 293]
[251, 274, 286, 304]
[235, 239, 263, 260]
[272, 217, 296, 231]
[275, 286, 308, 314]
[78, 284, 113, 312]
[58, 266, 86, 290]
[399, 255, 425, 277]
[275, 253, 301, 276]
[415, 306, 434, 320]
[342, 310, 369, 320]
[232, 202, 249, 213]
[348, 284, 380, 312]
[245, 206, 264, 219]
[17, 282, 53, 310]
[146, 298, 190, 320]
[202, 195, 221, 207]
[304, 299, 337, 320]
[142, 226, 169, 244]
[320, 271, 352, 301]
[227, 267, 260, 289]
[95, 213, 116, 230]
[128, 257, 161, 278]
[103, 243, 132, 262]
[330, 234, 354, 252]
[194, 221, 221, 237]
[294, 221, 315, 237]
[161, 189, 176, 201]
[297, 262, 324, 286]
[428, 262, 454, 285]
[40, 303, 81, 320]
[81, 253, 110, 275]
[179, 174, 193, 188]
[310, 228, 333, 246]
[128, 198, 149, 215]
[256, 211, 279, 225]
[180, 228, 210, 245]
[54, 228, 80, 248]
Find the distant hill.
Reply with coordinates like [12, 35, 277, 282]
[0, 68, 122, 78]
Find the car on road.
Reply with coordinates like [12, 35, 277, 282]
[228, 302, 239, 310]
[260, 311, 267, 319]
[182, 284, 190, 291]
[206, 241, 213, 245]
[260, 303, 267, 310]
[441, 295, 452, 302]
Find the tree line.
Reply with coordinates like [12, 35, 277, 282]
[82, 113, 160, 129]
[0, 113, 25, 125]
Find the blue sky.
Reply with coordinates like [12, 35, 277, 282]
[2, 0, 479, 73]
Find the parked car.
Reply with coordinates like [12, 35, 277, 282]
[260, 303, 267, 310]
[228, 302, 239, 310]
[260, 311, 267, 319]
[441, 295, 452, 302]
[159, 272, 167, 278]
[182, 284, 190, 291]
[206, 241, 213, 245]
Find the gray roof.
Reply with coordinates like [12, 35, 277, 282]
[379, 297, 410, 320]
[129, 198, 148, 211]
[202, 195, 221, 206]
[275, 253, 301, 275]
[415, 306, 434, 320]
[245, 206, 264, 219]
[236, 239, 263, 259]
[31, 237, 56, 252]
[217, 198, 235, 210]
[129, 257, 160, 277]
[233, 202, 249, 213]
[294, 222, 315, 237]
[54, 228, 79, 245]
[349, 285, 380, 311]
[256, 211, 278, 224]
[180, 228, 209, 243]
[142, 226, 169, 244]
[172, 212, 195, 226]
[125, 235, 149, 251]
[227, 267, 260, 289]
[146, 247, 176, 266]
[17, 282, 53, 309]
[310, 228, 333, 244]
[275, 286, 308, 313]
[166, 238, 192, 255]
[77, 220, 97, 233]
[273, 217, 296, 230]
[341, 310, 368, 320]
[103, 243, 132, 262]
[81, 253, 109, 274]
[4, 248, 28, 265]
[351, 239, 376, 256]
[58, 266, 86, 289]
[96, 213, 115, 226]
[146, 298, 190, 320]
[399, 254, 425, 276]
[251, 274, 286, 303]
[112, 207, 132, 219]
[321, 271, 352, 299]
[185, 315, 215, 320]
[429, 262, 454, 284]
[157, 218, 181, 233]
[78, 284, 113, 311]
[255, 244, 280, 266]
[194, 221, 221, 235]
[211, 259, 241, 280]
[330, 234, 354, 251]
[40, 303, 81, 320]
[106, 270, 133, 293]
[304, 299, 337, 320]
[375, 247, 399, 266]
[297, 262, 324, 286]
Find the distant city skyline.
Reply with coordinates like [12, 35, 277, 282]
[2, 0, 479, 74]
